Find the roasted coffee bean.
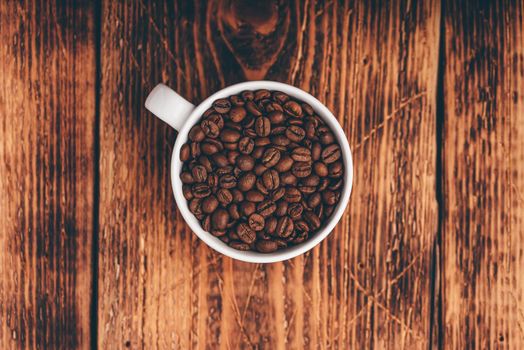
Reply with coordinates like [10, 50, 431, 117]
[192, 184, 211, 198]
[285, 187, 302, 203]
[181, 90, 344, 253]
[280, 172, 297, 185]
[202, 195, 219, 213]
[246, 190, 264, 202]
[322, 190, 338, 205]
[313, 162, 329, 177]
[201, 120, 220, 138]
[239, 137, 254, 154]
[191, 142, 201, 158]
[291, 147, 311, 162]
[181, 171, 194, 184]
[216, 188, 233, 205]
[256, 240, 278, 253]
[237, 223, 256, 244]
[240, 201, 256, 216]
[268, 110, 285, 124]
[189, 125, 206, 141]
[304, 210, 321, 230]
[292, 161, 312, 178]
[220, 129, 241, 143]
[236, 155, 255, 171]
[230, 95, 245, 106]
[322, 144, 341, 163]
[180, 144, 190, 161]
[271, 187, 286, 201]
[219, 174, 237, 189]
[231, 189, 244, 202]
[248, 213, 265, 231]
[256, 178, 269, 195]
[274, 155, 294, 172]
[192, 165, 208, 182]
[229, 241, 251, 250]
[276, 216, 294, 238]
[286, 126, 306, 142]
[262, 169, 280, 190]
[283, 101, 303, 117]
[255, 117, 271, 136]
[238, 172, 256, 191]
[257, 200, 276, 217]
[328, 162, 344, 178]
[229, 204, 241, 220]
[275, 200, 289, 216]
[288, 203, 303, 220]
[213, 98, 231, 114]
[246, 101, 262, 116]
[261, 148, 281, 168]
[230, 106, 247, 122]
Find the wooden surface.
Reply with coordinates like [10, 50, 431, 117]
[0, 0, 523, 349]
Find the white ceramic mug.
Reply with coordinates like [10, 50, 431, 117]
[145, 81, 353, 263]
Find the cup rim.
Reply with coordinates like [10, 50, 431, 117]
[171, 81, 353, 263]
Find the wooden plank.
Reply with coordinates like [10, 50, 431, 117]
[0, 1, 96, 349]
[441, 1, 524, 348]
[97, 0, 440, 348]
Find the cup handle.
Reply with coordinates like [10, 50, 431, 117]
[145, 83, 195, 131]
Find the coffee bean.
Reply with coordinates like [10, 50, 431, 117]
[237, 223, 256, 244]
[255, 240, 277, 253]
[328, 162, 344, 178]
[262, 148, 281, 168]
[230, 106, 247, 122]
[298, 185, 316, 194]
[329, 179, 343, 191]
[231, 189, 244, 202]
[257, 199, 276, 217]
[201, 120, 220, 139]
[192, 184, 211, 198]
[288, 203, 303, 220]
[264, 101, 283, 113]
[211, 209, 229, 230]
[239, 137, 254, 154]
[262, 169, 280, 190]
[292, 161, 312, 178]
[268, 110, 285, 124]
[280, 172, 297, 185]
[318, 126, 335, 144]
[313, 162, 328, 177]
[302, 174, 320, 186]
[311, 142, 322, 160]
[315, 203, 324, 218]
[286, 126, 306, 142]
[240, 201, 256, 216]
[219, 174, 237, 189]
[265, 217, 278, 234]
[199, 155, 213, 172]
[190, 142, 201, 158]
[229, 204, 241, 220]
[246, 190, 264, 202]
[202, 195, 219, 213]
[307, 193, 322, 208]
[321, 144, 341, 164]
[271, 187, 286, 201]
[322, 190, 338, 205]
[188, 124, 204, 141]
[227, 151, 240, 165]
[255, 137, 271, 146]
[229, 241, 250, 250]
[274, 155, 294, 172]
[213, 98, 231, 114]
[302, 103, 314, 115]
[180, 172, 194, 184]
[318, 178, 329, 191]
[189, 198, 203, 216]
[255, 178, 269, 195]
[211, 153, 229, 168]
[180, 144, 190, 161]
[201, 215, 212, 231]
[283, 101, 303, 117]
[272, 91, 290, 103]
[238, 172, 256, 192]
[304, 210, 321, 230]
[255, 117, 271, 136]
[220, 129, 241, 143]
[291, 147, 311, 162]
[276, 216, 294, 238]
[216, 188, 233, 205]
[236, 155, 255, 171]
[251, 146, 265, 159]
[183, 185, 193, 200]
[271, 135, 291, 146]
[248, 213, 265, 231]
[191, 165, 208, 182]
[241, 90, 255, 100]
[201, 141, 220, 155]
[246, 101, 262, 116]
[207, 173, 219, 190]
[275, 200, 288, 216]
[230, 95, 245, 106]
[253, 164, 268, 176]
[216, 165, 233, 176]
[285, 187, 302, 203]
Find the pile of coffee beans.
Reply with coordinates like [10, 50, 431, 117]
[180, 90, 344, 253]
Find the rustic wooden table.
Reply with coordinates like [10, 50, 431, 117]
[1, 0, 523, 349]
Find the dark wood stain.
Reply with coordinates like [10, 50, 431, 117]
[0, 0, 523, 349]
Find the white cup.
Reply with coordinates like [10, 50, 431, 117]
[145, 81, 353, 263]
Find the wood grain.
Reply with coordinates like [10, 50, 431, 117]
[0, 1, 96, 349]
[441, 1, 524, 349]
[97, 0, 440, 348]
